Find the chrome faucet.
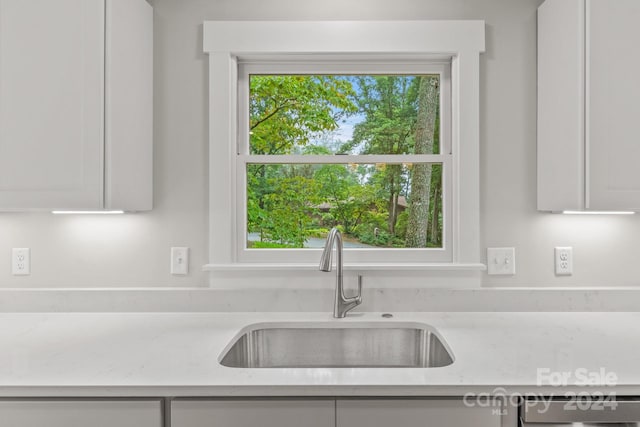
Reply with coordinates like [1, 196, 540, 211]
[319, 227, 363, 318]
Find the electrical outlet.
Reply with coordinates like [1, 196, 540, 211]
[171, 247, 189, 275]
[555, 246, 573, 276]
[487, 247, 516, 275]
[12, 248, 30, 275]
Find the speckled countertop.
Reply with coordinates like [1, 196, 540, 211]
[0, 312, 638, 397]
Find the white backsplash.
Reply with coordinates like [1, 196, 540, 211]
[1, 287, 639, 312]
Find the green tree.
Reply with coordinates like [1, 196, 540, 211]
[246, 73, 443, 249]
[349, 76, 420, 235]
[250, 76, 357, 155]
[314, 164, 378, 235]
[406, 76, 439, 248]
[247, 76, 357, 246]
[253, 175, 322, 247]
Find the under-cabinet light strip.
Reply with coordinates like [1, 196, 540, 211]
[561, 210, 635, 215]
[51, 210, 125, 215]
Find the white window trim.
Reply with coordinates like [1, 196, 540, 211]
[203, 20, 485, 272]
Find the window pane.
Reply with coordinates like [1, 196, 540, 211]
[249, 75, 441, 156]
[246, 163, 443, 249]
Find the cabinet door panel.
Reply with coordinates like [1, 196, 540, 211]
[537, 0, 585, 212]
[0, 399, 162, 427]
[587, 0, 640, 209]
[337, 399, 503, 427]
[0, 0, 104, 209]
[172, 399, 335, 427]
[105, 0, 153, 211]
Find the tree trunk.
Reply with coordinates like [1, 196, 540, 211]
[429, 170, 441, 245]
[388, 190, 397, 236]
[387, 171, 397, 235]
[406, 76, 439, 248]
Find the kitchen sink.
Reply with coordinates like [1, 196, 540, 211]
[219, 322, 454, 368]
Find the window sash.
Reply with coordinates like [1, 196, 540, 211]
[236, 159, 453, 264]
[236, 61, 453, 263]
[238, 62, 452, 157]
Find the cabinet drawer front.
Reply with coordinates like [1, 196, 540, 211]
[172, 399, 335, 427]
[337, 399, 504, 427]
[0, 399, 162, 427]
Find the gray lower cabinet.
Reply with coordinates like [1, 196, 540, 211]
[0, 399, 162, 427]
[172, 398, 515, 427]
[337, 399, 509, 427]
[171, 399, 335, 427]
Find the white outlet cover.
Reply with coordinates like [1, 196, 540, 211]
[555, 246, 573, 276]
[12, 248, 30, 275]
[487, 247, 516, 275]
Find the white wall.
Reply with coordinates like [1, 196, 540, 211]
[1, 0, 639, 288]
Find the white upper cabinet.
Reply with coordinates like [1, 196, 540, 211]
[538, 0, 640, 212]
[0, 0, 152, 211]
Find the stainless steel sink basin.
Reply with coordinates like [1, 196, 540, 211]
[219, 322, 454, 368]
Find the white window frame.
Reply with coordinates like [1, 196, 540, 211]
[203, 20, 485, 270]
[238, 61, 452, 263]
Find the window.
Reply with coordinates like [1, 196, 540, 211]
[239, 62, 452, 263]
[204, 21, 485, 268]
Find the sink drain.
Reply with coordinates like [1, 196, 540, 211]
[381, 313, 393, 318]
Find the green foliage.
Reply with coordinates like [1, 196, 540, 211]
[250, 241, 296, 249]
[247, 75, 358, 247]
[249, 174, 322, 247]
[395, 210, 409, 240]
[245, 74, 444, 249]
[306, 228, 330, 238]
[348, 76, 423, 235]
[313, 164, 380, 234]
[358, 228, 392, 247]
[349, 76, 420, 155]
[250, 75, 357, 155]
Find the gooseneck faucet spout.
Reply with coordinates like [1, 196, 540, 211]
[319, 227, 363, 318]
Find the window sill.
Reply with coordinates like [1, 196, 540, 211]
[203, 263, 486, 272]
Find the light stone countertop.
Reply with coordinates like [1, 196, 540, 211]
[0, 312, 638, 397]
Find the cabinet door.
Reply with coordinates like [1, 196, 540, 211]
[337, 399, 504, 427]
[0, 0, 104, 210]
[537, 0, 585, 212]
[171, 399, 335, 427]
[0, 399, 162, 427]
[587, 0, 640, 210]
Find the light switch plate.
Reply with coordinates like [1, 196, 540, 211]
[487, 247, 516, 275]
[171, 247, 189, 275]
[12, 248, 30, 275]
